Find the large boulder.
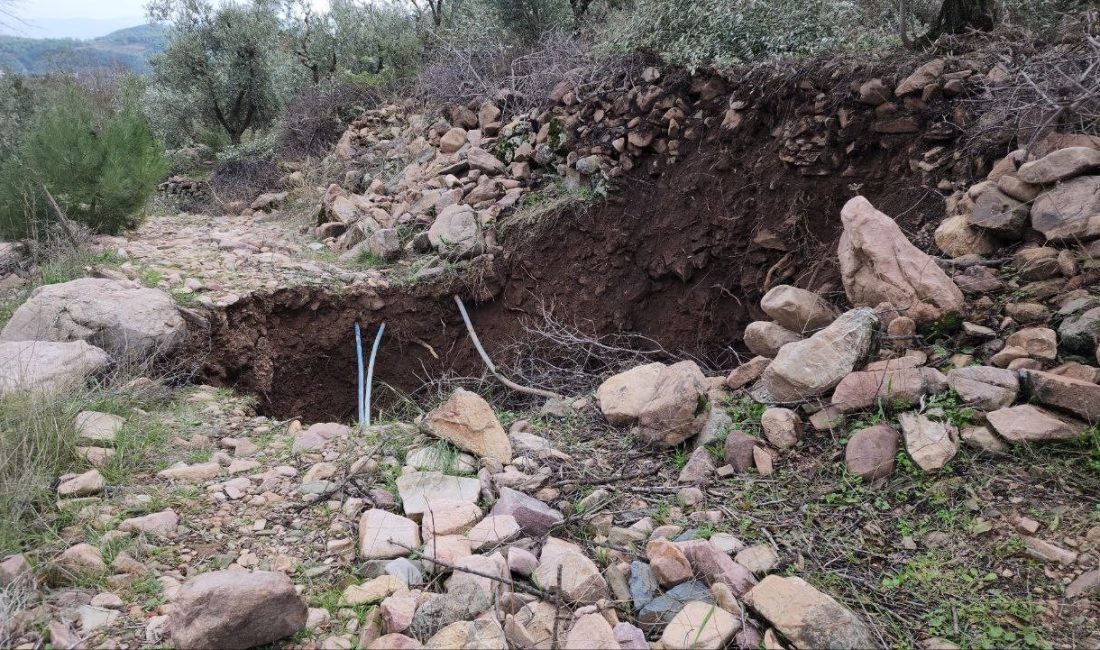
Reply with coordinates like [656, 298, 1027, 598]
[751, 308, 877, 403]
[1, 279, 185, 359]
[595, 363, 664, 426]
[1016, 147, 1100, 184]
[759, 285, 837, 334]
[743, 575, 876, 649]
[424, 388, 512, 463]
[0, 340, 109, 395]
[168, 570, 307, 649]
[636, 361, 709, 446]
[427, 205, 483, 259]
[838, 197, 964, 321]
[1030, 176, 1100, 241]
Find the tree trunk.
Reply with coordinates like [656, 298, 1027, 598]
[927, 0, 997, 39]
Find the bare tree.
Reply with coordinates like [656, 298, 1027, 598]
[408, 0, 445, 26]
[925, 0, 998, 39]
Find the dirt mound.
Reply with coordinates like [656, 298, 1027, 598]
[197, 55, 999, 421]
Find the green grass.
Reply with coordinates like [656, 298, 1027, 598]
[354, 249, 386, 268]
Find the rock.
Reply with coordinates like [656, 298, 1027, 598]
[678, 447, 715, 484]
[744, 321, 803, 358]
[1024, 369, 1100, 422]
[424, 618, 506, 649]
[427, 205, 483, 260]
[898, 412, 958, 472]
[754, 446, 773, 475]
[998, 174, 1041, 202]
[629, 560, 659, 610]
[751, 308, 878, 403]
[596, 362, 664, 425]
[168, 570, 307, 649]
[75, 411, 124, 445]
[1066, 569, 1100, 599]
[726, 356, 770, 390]
[491, 486, 563, 537]
[845, 424, 900, 480]
[946, 366, 1019, 410]
[934, 215, 999, 258]
[1021, 536, 1078, 565]
[359, 509, 421, 559]
[368, 228, 401, 261]
[157, 461, 221, 482]
[646, 538, 693, 588]
[724, 430, 757, 472]
[660, 601, 740, 650]
[565, 613, 620, 650]
[636, 361, 709, 446]
[760, 408, 802, 450]
[466, 148, 506, 175]
[419, 498, 482, 537]
[0, 278, 185, 359]
[439, 127, 467, 154]
[381, 593, 418, 633]
[759, 285, 837, 333]
[678, 539, 757, 596]
[838, 197, 963, 320]
[960, 425, 1009, 454]
[1004, 327, 1057, 360]
[613, 622, 648, 650]
[1058, 306, 1100, 353]
[397, 472, 481, 517]
[734, 545, 778, 575]
[0, 340, 110, 395]
[831, 367, 946, 413]
[54, 543, 105, 581]
[467, 515, 521, 550]
[385, 558, 424, 587]
[637, 581, 715, 627]
[896, 59, 944, 95]
[968, 187, 1030, 237]
[58, 469, 105, 497]
[369, 633, 422, 649]
[1014, 247, 1060, 281]
[986, 404, 1083, 442]
[533, 537, 608, 604]
[1017, 146, 1100, 184]
[79, 604, 119, 632]
[119, 509, 179, 538]
[424, 389, 511, 463]
[292, 422, 350, 453]
[858, 78, 890, 105]
[1031, 176, 1100, 241]
[344, 575, 406, 606]
[744, 575, 876, 649]
[0, 554, 31, 586]
[508, 546, 538, 576]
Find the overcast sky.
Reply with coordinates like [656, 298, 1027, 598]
[1, 0, 332, 39]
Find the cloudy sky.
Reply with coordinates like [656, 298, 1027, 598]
[1, 0, 331, 40]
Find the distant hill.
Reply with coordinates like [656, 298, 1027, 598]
[0, 24, 166, 75]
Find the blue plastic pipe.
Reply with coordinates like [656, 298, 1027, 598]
[365, 322, 385, 427]
[354, 322, 365, 429]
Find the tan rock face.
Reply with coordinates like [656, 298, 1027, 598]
[564, 613, 621, 650]
[439, 127, 467, 154]
[660, 601, 740, 650]
[726, 356, 770, 390]
[838, 197, 964, 321]
[986, 404, 1084, 442]
[1024, 369, 1100, 422]
[645, 538, 693, 588]
[896, 58, 944, 95]
[636, 361, 709, 447]
[744, 321, 803, 358]
[424, 388, 511, 463]
[947, 366, 1019, 411]
[596, 362, 665, 426]
[760, 408, 803, 450]
[1031, 176, 1100, 241]
[759, 285, 837, 334]
[168, 570, 307, 650]
[899, 412, 958, 472]
[0, 340, 110, 396]
[533, 537, 608, 604]
[359, 509, 421, 559]
[845, 424, 900, 480]
[1004, 327, 1057, 361]
[0, 278, 185, 359]
[744, 575, 876, 649]
[831, 367, 946, 414]
[934, 215, 999, 258]
[751, 308, 878, 403]
[58, 469, 105, 497]
[1017, 146, 1100, 184]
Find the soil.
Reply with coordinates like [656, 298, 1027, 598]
[196, 63, 981, 422]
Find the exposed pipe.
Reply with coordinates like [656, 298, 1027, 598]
[365, 322, 385, 427]
[452, 295, 561, 400]
[355, 322, 365, 429]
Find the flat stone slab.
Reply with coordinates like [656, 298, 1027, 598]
[396, 471, 481, 516]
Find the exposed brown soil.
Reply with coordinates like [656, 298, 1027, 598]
[196, 60, 993, 422]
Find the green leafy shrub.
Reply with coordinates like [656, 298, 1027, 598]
[0, 83, 167, 239]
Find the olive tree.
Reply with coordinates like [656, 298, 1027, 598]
[146, 0, 295, 145]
